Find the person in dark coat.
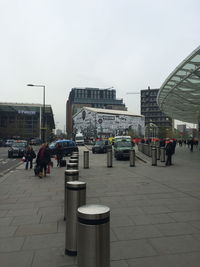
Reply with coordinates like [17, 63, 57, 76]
[165, 140, 173, 166]
[190, 138, 194, 152]
[25, 146, 36, 170]
[55, 143, 63, 167]
[36, 143, 51, 178]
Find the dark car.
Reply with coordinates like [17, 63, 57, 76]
[49, 139, 78, 156]
[92, 140, 112, 154]
[8, 140, 28, 158]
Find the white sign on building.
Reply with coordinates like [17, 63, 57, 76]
[73, 107, 145, 138]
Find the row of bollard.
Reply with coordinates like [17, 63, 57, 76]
[138, 143, 165, 166]
[64, 150, 110, 267]
[107, 149, 135, 168]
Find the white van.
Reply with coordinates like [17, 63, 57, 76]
[75, 133, 84, 146]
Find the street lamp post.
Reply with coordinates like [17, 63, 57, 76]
[27, 84, 46, 143]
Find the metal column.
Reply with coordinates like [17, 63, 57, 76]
[83, 151, 89, 169]
[65, 181, 86, 256]
[107, 149, 112, 168]
[130, 149, 135, 167]
[152, 147, 157, 166]
[64, 169, 79, 220]
[160, 147, 165, 162]
[77, 204, 110, 267]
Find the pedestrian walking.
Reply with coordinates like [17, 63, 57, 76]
[36, 143, 51, 178]
[165, 139, 173, 166]
[55, 143, 63, 167]
[25, 146, 36, 170]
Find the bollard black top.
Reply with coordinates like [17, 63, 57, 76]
[67, 181, 86, 190]
[65, 169, 79, 175]
[77, 204, 110, 221]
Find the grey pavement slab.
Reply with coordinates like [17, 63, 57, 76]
[0, 251, 34, 267]
[0, 145, 200, 266]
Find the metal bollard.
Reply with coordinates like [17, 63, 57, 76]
[149, 145, 152, 157]
[160, 147, 165, 162]
[83, 151, 89, 169]
[64, 169, 79, 220]
[67, 162, 78, 170]
[71, 155, 78, 160]
[152, 147, 157, 166]
[65, 181, 86, 256]
[156, 147, 160, 160]
[77, 204, 110, 267]
[107, 149, 112, 168]
[130, 149, 135, 167]
[69, 158, 79, 166]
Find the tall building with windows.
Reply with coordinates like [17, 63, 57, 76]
[140, 87, 172, 137]
[66, 87, 127, 138]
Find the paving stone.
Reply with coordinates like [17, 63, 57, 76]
[0, 217, 13, 226]
[111, 260, 129, 267]
[32, 248, 76, 267]
[111, 215, 134, 227]
[0, 225, 17, 237]
[112, 225, 162, 240]
[0, 237, 24, 252]
[22, 233, 64, 250]
[6, 208, 38, 217]
[130, 213, 175, 225]
[111, 240, 157, 260]
[11, 215, 41, 225]
[155, 222, 200, 236]
[127, 252, 200, 267]
[149, 235, 200, 254]
[141, 206, 172, 214]
[0, 251, 34, 267]
[15, 223, 57, 236]
[168, 211, 200, 222]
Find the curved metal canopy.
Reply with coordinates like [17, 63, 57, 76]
[157, 46, 200, 123]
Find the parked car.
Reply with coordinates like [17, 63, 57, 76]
[49, 140, 78, 156]
[92, 140, 112, 153]
[8, 140, 28, 158]
[114, 136, 134, 160]
[5, 139, 14, 147]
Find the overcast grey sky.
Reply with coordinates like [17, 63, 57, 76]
[0, 0, 200, 130]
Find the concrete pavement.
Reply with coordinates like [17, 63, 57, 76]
[0, 145, 200, 266]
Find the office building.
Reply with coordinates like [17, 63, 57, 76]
[0, 102, 55, 140]
[66, 87, 127, 138]
[141, 87, 172, 138]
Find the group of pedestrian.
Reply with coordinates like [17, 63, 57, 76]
[24, 142, 64, 178]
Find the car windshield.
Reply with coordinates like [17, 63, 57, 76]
[76, 136, 84, 140]
[95, 140, 105, 145]
[116, 141, 132, 147]
[12, 142, 27, 148]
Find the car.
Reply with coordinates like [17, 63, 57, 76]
[8, 140, 28, 158]
[49, 139, 78, 156]
[92, 139, 112, 154]
[5, 139, 15, 147]
[114, 136, 134, 160]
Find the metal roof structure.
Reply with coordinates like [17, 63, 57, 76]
[157, 46, 200, 123]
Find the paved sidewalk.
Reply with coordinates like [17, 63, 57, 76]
[0, 146, 200, 267]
